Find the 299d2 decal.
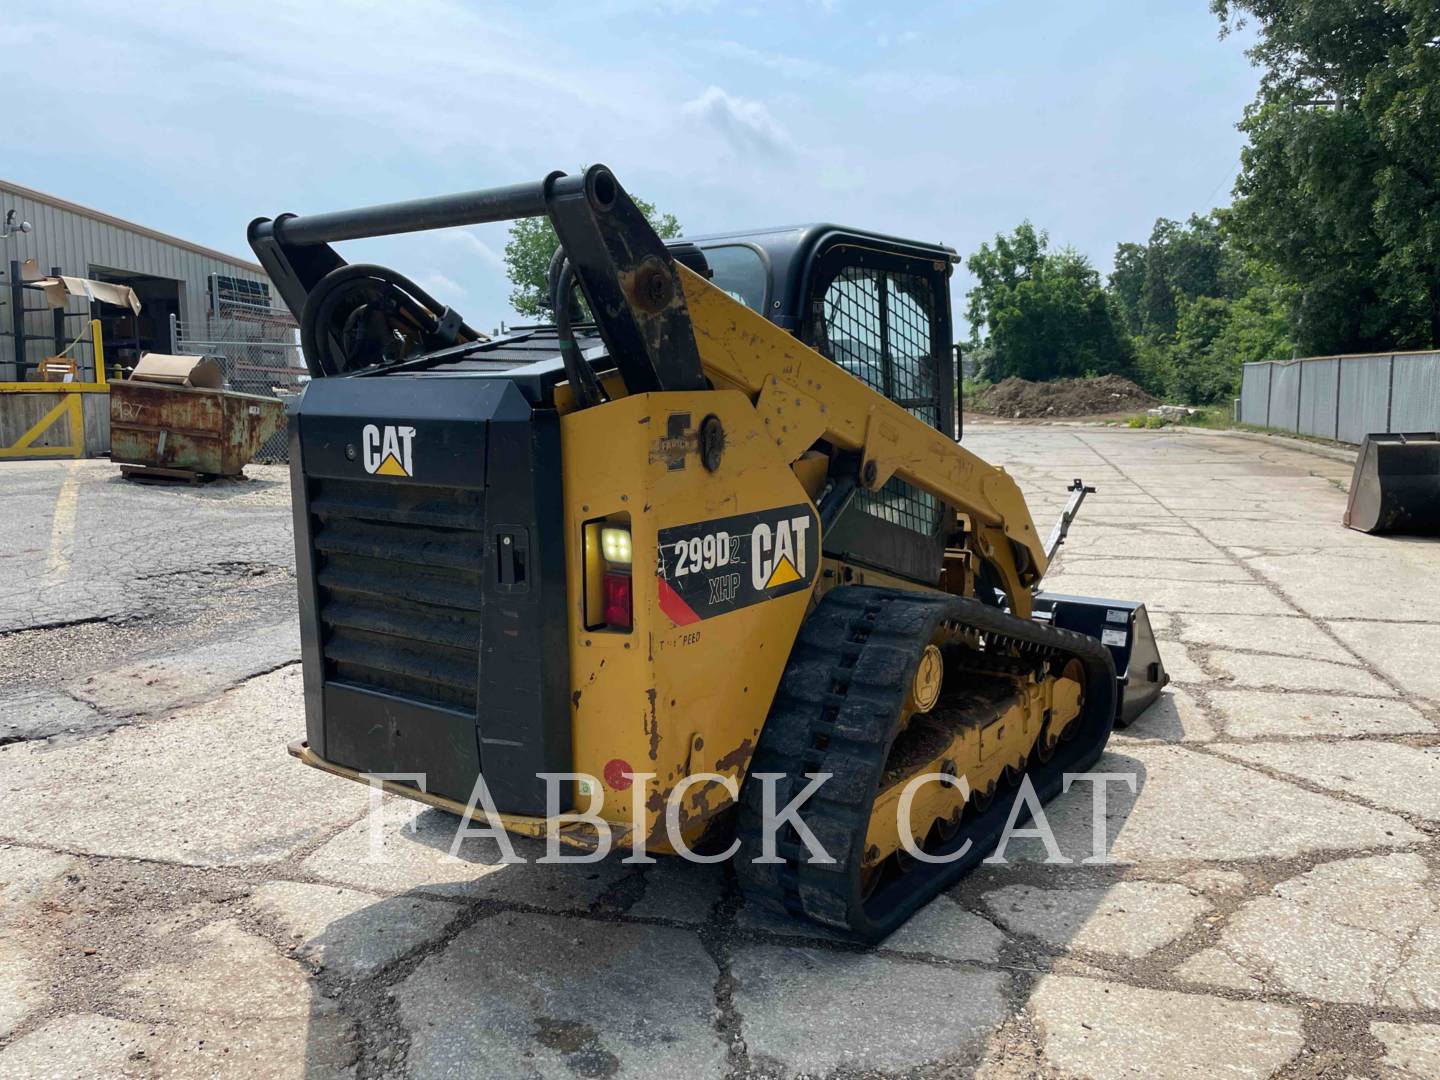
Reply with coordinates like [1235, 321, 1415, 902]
[656, 503, 819, 626]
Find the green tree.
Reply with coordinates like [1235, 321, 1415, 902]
[1214, 0, 1440, 352]
[1107, 213, 1283, 403]
[502, 188, 682, 318]
[965, 223, 1134, 381]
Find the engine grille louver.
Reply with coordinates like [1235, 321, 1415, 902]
[309, 477, 484, 712]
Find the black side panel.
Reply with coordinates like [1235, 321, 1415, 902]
[291, 375, 571, 813]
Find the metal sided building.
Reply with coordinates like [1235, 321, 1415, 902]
[1, 178, 278, 382]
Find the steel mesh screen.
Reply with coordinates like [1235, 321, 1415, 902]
[821, 267, 941, 535]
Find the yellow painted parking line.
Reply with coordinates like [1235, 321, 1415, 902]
[45, 462, 82, 580]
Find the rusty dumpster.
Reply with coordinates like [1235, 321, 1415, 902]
[110, 354, 286, 480]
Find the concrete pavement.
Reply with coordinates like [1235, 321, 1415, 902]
[1, 427, 1438, 1078]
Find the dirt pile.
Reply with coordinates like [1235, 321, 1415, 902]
[974, 375, 1157, 418]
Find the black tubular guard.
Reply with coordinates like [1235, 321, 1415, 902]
[247, 165, 707, 396]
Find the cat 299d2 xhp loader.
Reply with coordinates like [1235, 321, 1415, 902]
[250, 166, 1167, 941]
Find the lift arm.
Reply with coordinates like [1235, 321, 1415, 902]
[676, 265, 1050, 596]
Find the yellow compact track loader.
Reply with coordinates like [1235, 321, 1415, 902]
[251, 166, 1167, 940]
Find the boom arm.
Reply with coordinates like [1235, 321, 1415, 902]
[675, 265, 1049, 605]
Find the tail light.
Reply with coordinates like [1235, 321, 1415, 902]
[602, 572, 632, 629]
[584, 516, 633, 632]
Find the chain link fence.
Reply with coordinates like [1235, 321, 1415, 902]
[174, 299, 305, 462]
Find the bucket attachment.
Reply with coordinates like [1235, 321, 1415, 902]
[1343, 432, 1440, 535]
[1033, 593, 1169, 728]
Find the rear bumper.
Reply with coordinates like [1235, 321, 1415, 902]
[287, 740, 614, 852]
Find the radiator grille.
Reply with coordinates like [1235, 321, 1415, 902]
[309, 477, 484, 712]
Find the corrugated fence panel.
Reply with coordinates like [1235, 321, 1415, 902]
[1240, 363, 1271, 425]
[1337, 355, 1394, 445]
[1269, 362, 1301, 433]
[1298, 357, 1339, 439]
[1390, 353, 1440, 433]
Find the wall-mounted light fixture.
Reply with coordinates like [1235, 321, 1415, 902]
[1, 209, 33, 240]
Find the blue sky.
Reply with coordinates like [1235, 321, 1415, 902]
[6, 0, 1258, 333]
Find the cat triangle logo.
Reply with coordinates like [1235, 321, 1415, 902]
[375, 453, 408, 477]
[362, 424, 415, 478]
[764, 555, 801, 589]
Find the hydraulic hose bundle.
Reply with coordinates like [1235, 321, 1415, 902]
[298, 263, 482, 376]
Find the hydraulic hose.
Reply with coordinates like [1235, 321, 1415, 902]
[553, 260, 606, 409]
[299, 263, 481, 376]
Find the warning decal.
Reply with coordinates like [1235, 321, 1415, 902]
[656, 503, 820, 624]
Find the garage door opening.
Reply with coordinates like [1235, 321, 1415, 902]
[89, 268, 180, 376]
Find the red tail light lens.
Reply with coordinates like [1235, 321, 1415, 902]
[602, 572, 632, 629]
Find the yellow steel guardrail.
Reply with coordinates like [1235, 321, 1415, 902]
[0, 319, 109, 459]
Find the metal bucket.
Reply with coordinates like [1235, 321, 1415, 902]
[1343, 432, 1440, 535]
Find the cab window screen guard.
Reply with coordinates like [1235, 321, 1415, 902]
[815, 258, 944, 536]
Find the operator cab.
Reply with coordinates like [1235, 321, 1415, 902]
[682, 226, 961, 584]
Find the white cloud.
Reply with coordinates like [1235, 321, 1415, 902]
[681, 87, 791, 157]
[441, 229, 506, 270]
[708, 40, 830, 79]
[415, 272, 466, 302]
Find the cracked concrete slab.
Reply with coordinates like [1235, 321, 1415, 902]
[1209, 689, 1433, 738]
[246, 880, 461, 978]
[1246, 550, 1438, 622]
[0, 1013, 153, 1078]
[121, 918, 358, 1076]
[992, 744, 1422, 866]
[1209, 650, 1396, 695]
[1111, 687, 1216, 743]
[0, 844, 76, 920]
[735, 894, 1005, 964]
[397, 912, 724, 1079]
[1372, 1021, 1440, 1079]
[1177, 854, 1440, 1009]
[0, 933, 45, 1038]
[0, 688, 103, 744]
[624, 859, 724, 924]
[1042, 575, 1298, 615]
[1220, 740, 1440, 822]
[1027, 975, 1304, 1079]
[730, 945, 1008, 1074]
[301, 802, 631, 909]
[981, 881, 1208, 958]
[0, 666, 367, 865]
[0, 845, 76, 1038]
[1154, 643, 1206, 684]
[67, 618, 300, 719]
[1171, 613, 1354, 663]
[1328, 621, 1440, 704]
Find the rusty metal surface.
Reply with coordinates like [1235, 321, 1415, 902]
[109, 379, 285, 476]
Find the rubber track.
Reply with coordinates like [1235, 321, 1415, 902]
[736, 585, 1117, 942]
